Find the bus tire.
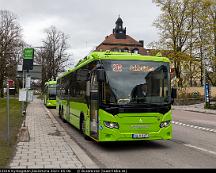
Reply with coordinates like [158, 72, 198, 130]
[58, 106, 61, 116]
[61, 108, 67, 123]
[80, 114, 91, 140]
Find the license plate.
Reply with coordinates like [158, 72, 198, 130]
[132, 134, 149, 138]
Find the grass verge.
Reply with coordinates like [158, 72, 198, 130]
[0, 97, 24, 168]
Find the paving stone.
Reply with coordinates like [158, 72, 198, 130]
[9, 163, 20, 167]
[9, 98, 84, 169]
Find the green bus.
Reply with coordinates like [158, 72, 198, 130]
[56, 51, 176, 142]
[44, 80, 57, 107]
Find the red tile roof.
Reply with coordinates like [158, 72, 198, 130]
[97, 34, 142, 47]
[96, 34, 147, 55]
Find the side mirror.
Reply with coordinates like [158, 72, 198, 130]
[171, 88, 177, 105]
[171, 88, 177, 99]
[96, 69, 106, 82]
[162, 65, 168, 79]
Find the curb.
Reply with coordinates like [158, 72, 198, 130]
[44, 106, 98, 168]
[172, 107, 216, 115]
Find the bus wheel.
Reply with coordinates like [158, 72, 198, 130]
[80, 116, 85, 134]
[80, 115, 91, 140]
[59, 106, 61, 116]
[61, 108, 67, 123]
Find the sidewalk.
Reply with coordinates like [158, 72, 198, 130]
[172, 103, 216, 115]
[9, 98, 97, 169]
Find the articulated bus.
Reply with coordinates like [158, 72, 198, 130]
[56, 51, 176, 142]
[44, 80, 57, 107]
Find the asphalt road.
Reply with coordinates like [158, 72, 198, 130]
[49, 108, 216, 168]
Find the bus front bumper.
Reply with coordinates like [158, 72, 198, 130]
[46, 100, 56, 107]
[98, 125, 172, 142]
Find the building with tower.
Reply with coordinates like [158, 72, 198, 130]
[95, 16, 147, 55]
[94, 17, 206, 88]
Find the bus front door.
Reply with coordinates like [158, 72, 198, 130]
[90, 72, 99, 140]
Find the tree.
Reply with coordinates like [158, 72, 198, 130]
[152, 0, 216, 87]
[190, 0, 216, 86]
[204, 0, 216, 85]
[0, 10, 23, 97]
[37, 26, 70, 90]
[152, 0, 202, 87]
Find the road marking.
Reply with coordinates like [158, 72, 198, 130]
[172, 121, 216, 133]
[184, 144, 216, 156]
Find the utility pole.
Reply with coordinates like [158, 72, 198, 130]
[21, 68, 25, 115]
[6, 79, 10, 143]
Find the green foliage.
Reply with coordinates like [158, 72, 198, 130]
[152, 0, 216, 87]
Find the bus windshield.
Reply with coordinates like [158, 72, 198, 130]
[49, 88, 56, 100]
[102, 60, 171, 105]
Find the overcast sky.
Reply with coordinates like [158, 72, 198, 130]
[0, 0, 161, 66]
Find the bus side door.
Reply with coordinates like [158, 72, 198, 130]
[89, 71, 99, 139]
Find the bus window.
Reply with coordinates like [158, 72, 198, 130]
[49, 88, 56, 100]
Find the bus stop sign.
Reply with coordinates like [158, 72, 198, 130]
[23, 48, 34, 71]
[23, 48, 34, 60]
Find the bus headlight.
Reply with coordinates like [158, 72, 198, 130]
[104, 121, 119, 129]
[160, 120, 171, 128]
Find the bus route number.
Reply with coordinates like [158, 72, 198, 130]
[112, 64, 122, 72]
